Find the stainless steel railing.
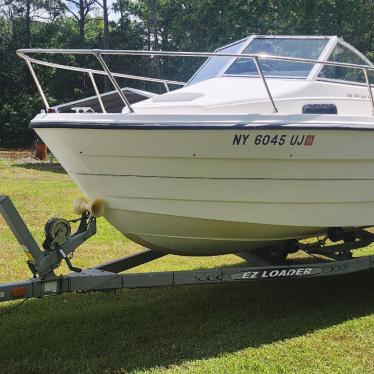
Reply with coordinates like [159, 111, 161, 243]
[17, 48, 374, 114]
[17, 50, 186, 112]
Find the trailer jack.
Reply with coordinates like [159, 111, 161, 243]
[0, 194, 374, 304]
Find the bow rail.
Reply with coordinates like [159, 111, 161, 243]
[17, 48, 374, 114]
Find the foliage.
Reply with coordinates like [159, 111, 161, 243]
[1, 0, 374, 146]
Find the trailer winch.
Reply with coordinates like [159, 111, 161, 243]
[43, 218, 72, 252]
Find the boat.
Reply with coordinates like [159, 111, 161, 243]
[16, 35, 374, 256]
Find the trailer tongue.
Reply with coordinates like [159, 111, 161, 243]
[1, 194, 374, 304]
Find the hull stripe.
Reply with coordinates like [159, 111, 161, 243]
[30, 121, 374, 131]
[75, 172, 374, 181]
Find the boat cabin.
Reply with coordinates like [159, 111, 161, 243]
[134, 35, 374, 116]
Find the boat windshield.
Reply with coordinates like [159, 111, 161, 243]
[188, 39, 246, 85]
[225, 37, 328, 78]
[318, 43, 369, 83]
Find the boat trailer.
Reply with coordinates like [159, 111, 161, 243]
[1, 194, 374, 303]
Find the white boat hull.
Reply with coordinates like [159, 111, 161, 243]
[32, 113, 374, 255]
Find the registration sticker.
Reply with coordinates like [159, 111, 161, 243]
[304, 135, 315, 146]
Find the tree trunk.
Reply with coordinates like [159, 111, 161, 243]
[151, 0, 157, 50]
[102, 0, 109, 91]
[161, 28, 168, 79]
[150, 0, 161, 89]
[119, 0, 125, 32]
[79, 0, 85, 40]
[102, 0, 109, 50]
[146, 17, 151, 91]
[25, 0, 31, 47]
[303, 0, 315, 34]
[147, 19, 151, 50]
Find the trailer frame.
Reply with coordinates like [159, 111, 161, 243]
[1, 195, 374, 303]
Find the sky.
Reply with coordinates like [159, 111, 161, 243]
[2, 0, 126, 24]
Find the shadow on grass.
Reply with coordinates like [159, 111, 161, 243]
[0, 269, 374, 372]
[14, 162, 67, 174]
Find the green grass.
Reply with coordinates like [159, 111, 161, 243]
[1, 155, 374, 373]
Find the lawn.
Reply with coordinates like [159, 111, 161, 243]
[0, 152, 374, 374]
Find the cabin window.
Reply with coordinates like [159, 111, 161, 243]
[188, 40, 246, 85]
[318, 44, 368, 83]
[224, 37, 328, 78]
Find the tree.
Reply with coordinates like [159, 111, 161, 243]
[1, 0, 61, 46]
[95, 0, 109, 49]
[62, 0, 96, 40]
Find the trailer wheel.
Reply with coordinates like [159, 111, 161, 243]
[343, 231, 357, 243]
[239, 246, 289, 266]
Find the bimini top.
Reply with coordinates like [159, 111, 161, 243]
[188, 35, 373, 85]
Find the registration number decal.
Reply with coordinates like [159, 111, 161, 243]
[232, 134, 315, 146]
